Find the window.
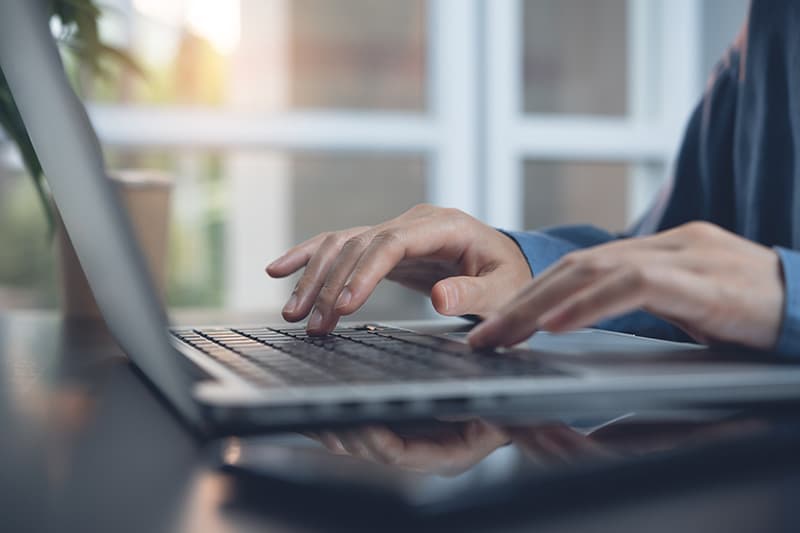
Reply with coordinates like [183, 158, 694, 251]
[0, 0, 749, 313]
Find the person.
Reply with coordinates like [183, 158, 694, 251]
[266, 0, 799, 466]
[267, 0, 798, 357]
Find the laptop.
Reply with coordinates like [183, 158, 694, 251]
[3, 0, 800, 437]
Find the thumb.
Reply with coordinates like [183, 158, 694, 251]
[431, 275, 496, 316]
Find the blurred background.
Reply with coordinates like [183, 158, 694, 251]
[0, 0, 747, 320]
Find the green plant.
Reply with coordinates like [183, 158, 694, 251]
[0, 0, 141, 235]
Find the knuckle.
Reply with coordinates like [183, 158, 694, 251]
[409, 202, 434, 214]
[343, 233, 370, 251]
[321, 232, 339, 247]
[580, 258, 604, 276]
[444, 207, 472, 227]
[681, 220, 717, 239]
[317, 282, 340, 304]
[624, 266, 648, 289]
[559, 252, 582, 268]
[372, 228, 403, 247]
[562, 251, 606, 276]
[441, 206, 464, 218]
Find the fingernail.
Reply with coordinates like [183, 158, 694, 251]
[441, 283, 450, 311]
[282, 294, 298, 315]
[446, 284, 459, 311]
[267, 257, 283, 270]
[335, 287, 352, 310]
[440, 283, 452, 312]
[308, 309, 323, 331]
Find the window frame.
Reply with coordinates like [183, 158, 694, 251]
[0, 0, 708, 310]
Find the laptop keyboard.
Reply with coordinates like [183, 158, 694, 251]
[171, 325, 564, 387]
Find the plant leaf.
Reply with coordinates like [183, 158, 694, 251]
[1, 0, 145, 238]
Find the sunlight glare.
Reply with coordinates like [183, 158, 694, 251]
[132, 0, 184, 26]
[133, 0, 241, 55]
[186, 0, 241, 55]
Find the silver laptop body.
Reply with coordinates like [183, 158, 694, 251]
[4, 0, 800, 436]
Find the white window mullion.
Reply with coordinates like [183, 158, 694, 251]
[89, 107, 436, 151]
[428, 0, 480, 217]
[627, 0, 702, 228]
[484, 0, 523, 230]
[627, 0, 667, 224]
[516, 116, 669, 161]
[225, 0, 291, 311]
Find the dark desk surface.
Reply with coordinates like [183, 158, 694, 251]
[2, 311, 800, 533]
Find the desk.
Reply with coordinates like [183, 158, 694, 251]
[2, 311, 800, 533]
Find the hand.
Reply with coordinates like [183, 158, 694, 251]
[266, 204, 531, 335]
[307, 420, 511, 476]
[305, 421, 615, 475]
[469, 222, 785, 351]
[507, 423, 618, 464]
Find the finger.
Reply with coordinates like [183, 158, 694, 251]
[468, 247, 688, 348]
[509, 424, 577, 464]
[268, 226, 372, 277]
[307, 232, 374, 334]
[525, 429, 575, 464]
[541, 425, 617, 459]
[537, 267, 650, 332]
[335, 215, 488, 316]
[542, 264, 715, 335]
[337, 430, 383, 463]
[468, 255, 612, 348]
[318, 431, 348, 455]
[358, 426, 410, 465]
[430, 271, 504, 317]
[266, 232, 328, 278]
[419, 420, 510, 476]
[282, 233, 351, 322]
[331, 228, 412, 316]
[360, 422, 507, 476]
[361, 425, 452, 472]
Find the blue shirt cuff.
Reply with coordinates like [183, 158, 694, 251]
[500, 230, 583, 276]
[775, 247, 800, 356]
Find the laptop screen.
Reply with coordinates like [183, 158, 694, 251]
[0, 0, 201, 426]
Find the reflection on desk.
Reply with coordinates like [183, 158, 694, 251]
[2, 311, 800, 533]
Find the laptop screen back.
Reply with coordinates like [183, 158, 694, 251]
[0, 0, 200, 424]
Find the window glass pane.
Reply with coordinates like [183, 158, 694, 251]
[290, 0, 427, 110]
[289, 153, 430, 319]
[88, 0, 427, 111]
[105, 149, 430, 318]
[701, 0, 749, 80]
[523, 0, 628, 116]
[523, 161, 629, 232]
[104, 149, 228, 309]
[0, 164, 56, 310]
[1, 149, 429, 318]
